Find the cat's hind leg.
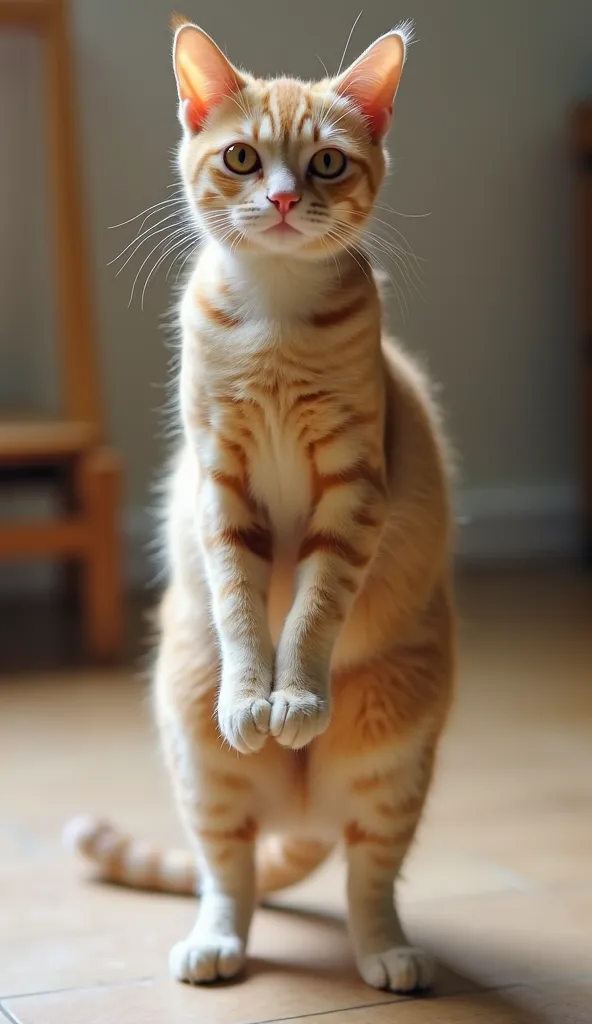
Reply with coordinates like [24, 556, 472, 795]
[317, 633, 453, 993]
[344, 750, 435, 993]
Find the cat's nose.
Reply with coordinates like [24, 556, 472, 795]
[267, 192, 301, 217]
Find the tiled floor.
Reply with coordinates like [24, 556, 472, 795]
[1, 569, 591, 1023]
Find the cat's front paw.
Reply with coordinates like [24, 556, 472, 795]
[170, 934, 246, 984]
[269, 689, 330, 749]
[217, 696, 271, 754]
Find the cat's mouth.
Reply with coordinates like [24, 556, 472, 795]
[264, 223, 302, 236]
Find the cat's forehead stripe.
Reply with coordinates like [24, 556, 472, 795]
[249, 79, 324, 144]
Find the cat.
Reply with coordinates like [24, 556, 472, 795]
[65, 17, 456, 994]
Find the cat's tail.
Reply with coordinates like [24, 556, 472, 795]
[63, 814, 332, 896]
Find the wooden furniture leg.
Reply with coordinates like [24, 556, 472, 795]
[80, 449, 124, 660]
[573, 103, 592, 567]
[60, 461, 82, 607]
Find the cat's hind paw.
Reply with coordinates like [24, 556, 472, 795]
[169, 935, 246, 984]
[358, 946, 434, 992]
[269, 690, 330, 749]
[217, 696, 271, 754]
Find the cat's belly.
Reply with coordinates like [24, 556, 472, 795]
[248, 410, 311, 540]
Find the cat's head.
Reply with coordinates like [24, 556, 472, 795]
[173, 20, 410, 261]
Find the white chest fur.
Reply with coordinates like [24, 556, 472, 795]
[247, 395, 311, 542]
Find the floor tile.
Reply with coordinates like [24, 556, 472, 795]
[274, 979, 592, 1023]
[404, 886, 592, 989]
[3, 975, 402, 1024]
[1, 569, 591, 1022]
[6, 980, 592, 1024]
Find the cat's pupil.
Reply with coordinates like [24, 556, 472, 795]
[239, 149, 246, 163]
[323, 152, 331, 168]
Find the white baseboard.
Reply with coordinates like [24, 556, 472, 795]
[0, 483, 580, 597]
[456, 483, 579, 561]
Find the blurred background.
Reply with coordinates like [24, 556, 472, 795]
[2, 0, 591, 603]
[0, 3, 591, 1021]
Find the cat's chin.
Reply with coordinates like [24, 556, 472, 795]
[253, 229, 310, 256]
[246, 232, 342, 263]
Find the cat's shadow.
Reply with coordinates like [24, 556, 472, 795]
[250, 902, 552, 1023]
[89, 882, 557, 1020]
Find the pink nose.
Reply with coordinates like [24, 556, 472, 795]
[267, 192, 301, 217]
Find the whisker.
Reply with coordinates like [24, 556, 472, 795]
[174, 240, 200, 281]
[109, 210, 185, 269]
[363, 238, 418, 304]
[229, 230, 246, 256]
[336, 10, 363, 77]
[361, 232, 425, 294]
[368, 209, 427, 263]
[136, 198, 187, 237]
[319, 235, 341, 280]
[108, 192, 186, 230]
[141, 234, 194, 310]
[321, 106, 355, 132]
[373, 202, 431, 219]
[114, 225, 183, 278]
[165, 232, 200, 280]
[325, 229, 371, 284]
[226, 91, 253, 124]
[325, 223, 413, 318]
[357, 228, 422, 285]
[357, 228, 422, 293]
[334, 214, 425, 289]
[315, 53, 330, 78]
[128, 228, 190, 306]
[318, 91, 343, 132]
[340, 210, 422, 261]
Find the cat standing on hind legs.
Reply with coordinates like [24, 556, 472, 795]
[65, 17, 456, 993]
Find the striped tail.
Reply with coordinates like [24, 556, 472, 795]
[63, 814, 332, 896]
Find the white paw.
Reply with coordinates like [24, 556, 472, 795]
[359, 946, 434, 992]
[269, 690, 330, 749]
[217, 696, 271, 754]
[169, 934, 246, 984]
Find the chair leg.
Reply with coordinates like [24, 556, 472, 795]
[80, 448, 125, 660]
[60, 462, 82, 608]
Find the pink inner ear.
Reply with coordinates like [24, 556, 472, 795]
[335, 31, 405, 140]
[336, 68, 395, 139]
[182, 97, 209, 134]
[365, 104, 393, 140]
[338, 85, 393, 141]
[174, 25, 245, 134]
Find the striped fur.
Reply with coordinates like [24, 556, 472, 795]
[66, 22, 456, 995]
[63, 815, 330, 896]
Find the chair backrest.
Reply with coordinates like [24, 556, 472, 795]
[0, 0, 102, 431]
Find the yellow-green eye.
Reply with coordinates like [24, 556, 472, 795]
[309, 148, 347, 179]
[223, 143, 261, 175]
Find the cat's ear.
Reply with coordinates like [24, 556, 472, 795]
[332, 24, 410, 140]
[172, 22, 245, 135]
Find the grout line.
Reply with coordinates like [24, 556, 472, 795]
[0, 1004, 21, 1024]
[5, 976, 590, 1023]
[254, 998, 409, 1024]
[254, 983, 527, 1024]
[3, 976, 152, 1002]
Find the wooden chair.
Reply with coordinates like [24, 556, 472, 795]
[572, 103, 592, 568]
[0, 0, 124, 657]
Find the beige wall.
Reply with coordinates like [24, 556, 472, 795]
[2, 0, 591, 558]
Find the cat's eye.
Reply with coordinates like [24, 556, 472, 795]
[223, 144, 261, 175]
[309, 148, 347, 180]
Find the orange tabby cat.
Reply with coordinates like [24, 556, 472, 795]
[66, 18, 455, 993]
